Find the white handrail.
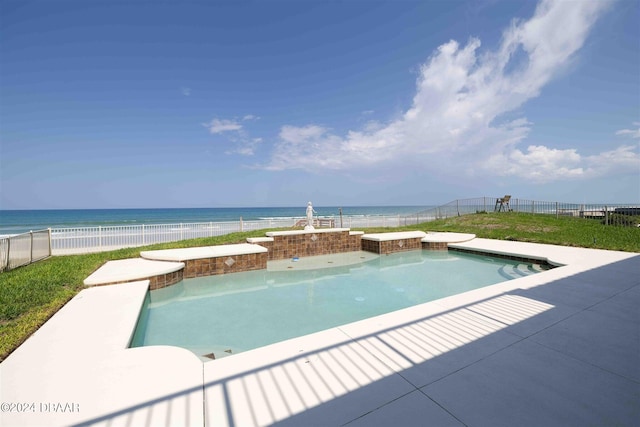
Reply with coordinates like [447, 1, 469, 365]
[5, 200, 636, 258]
[49, 215, 409, 255]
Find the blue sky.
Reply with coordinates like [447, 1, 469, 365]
[1, 0, 638, 209]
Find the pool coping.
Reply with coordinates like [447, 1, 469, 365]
[140, 243, 268, 262]
[83, 258, 185, 286]
[266, 227, 351, 237]
[422, 231, 476, 243]
[2, 238, 639, 426]
[361, 230, 427, 241]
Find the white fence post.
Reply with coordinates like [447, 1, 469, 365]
[41, 202, 639, 256]
[48, 228, 52, 257]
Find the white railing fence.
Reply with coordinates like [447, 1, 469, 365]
[0, 229, 52, 272]
[49, 215, 411, 256]
[3, 198, 638, 265]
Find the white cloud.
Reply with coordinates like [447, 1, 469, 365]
[263, 0, 639, 182]
[487, 145, 585, 183]
[267, 125, 347, 170]
[181, 87, 191, 96]
[204, 116, 262, 156]
[584, 144, 640, 177]
[204, 118, 243, 134]
[227, 138, 263, 156]
[204, 115, 259, 134]
[279, 125, 327, 143]
[616, 122, 640, 139]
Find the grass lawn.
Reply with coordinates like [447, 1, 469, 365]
[412, 212, 640, 252]
[0, 231, 272, 361]
[1, 213, 638, 361]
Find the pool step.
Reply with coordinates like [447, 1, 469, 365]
[530, 263, 547, 272]
[499, 263, 543, 280]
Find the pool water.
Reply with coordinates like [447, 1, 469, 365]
[130, 250, 546, 360]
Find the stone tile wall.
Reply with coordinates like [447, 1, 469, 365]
[422, 241, 449, 250]
[253, 241, 275, 260]
[362, 237, 424, 255]
[361, 239, 380, 254]
[149, 270, 185, 290]
[183, 253, 267, 278]
[347, 233, 362, 252]
[91, 232, 363, 290]
[269, 230, 354, 260]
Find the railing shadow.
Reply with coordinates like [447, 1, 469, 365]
[71, 255, 640, 427]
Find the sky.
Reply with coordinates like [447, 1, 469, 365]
[0, 0, 638, 209]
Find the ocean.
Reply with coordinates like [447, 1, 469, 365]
[0, 206, 431, 236]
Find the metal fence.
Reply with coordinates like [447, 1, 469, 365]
[0, 229, 52, 272]
[49, 214, 411, 255]
[399, 197, 640, 227]
[51, 218, 287, 255]
[4, 198, 638, 262]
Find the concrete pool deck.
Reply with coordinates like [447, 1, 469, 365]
[1, 239, 639, 426]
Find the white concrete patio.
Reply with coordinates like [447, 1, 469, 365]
[1, 238, 638, 426]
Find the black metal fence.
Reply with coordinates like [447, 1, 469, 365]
[399, 197, 640, 227]
[0, 229, 52, 272]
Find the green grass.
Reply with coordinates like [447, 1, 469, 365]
[0, 230, 275, 361]
[407, 212, 640, 252]
[1, 213, 638, 361]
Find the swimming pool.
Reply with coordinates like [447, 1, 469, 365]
[130, 250, 546, 361]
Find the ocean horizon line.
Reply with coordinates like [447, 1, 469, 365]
[0, 204, 429, 212]
[0, 205, 432, 236]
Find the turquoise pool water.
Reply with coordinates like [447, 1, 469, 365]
[131, 250, 544, 360]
